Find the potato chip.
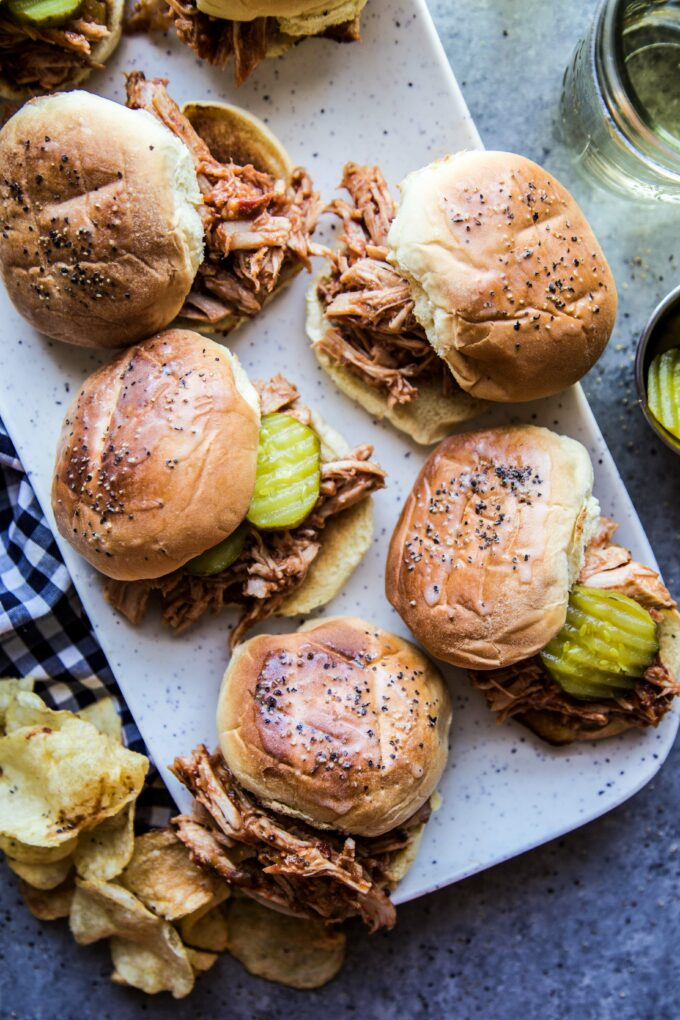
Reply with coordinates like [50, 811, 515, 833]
[6, 853, 73, 890]
[77, 697, 123, 743]
[0, 693, 148, 847]
[0, 677, 35, 732]
[0, 834, 77, 864]
[20, 877, 75, 921]
[120, 829, 228, 922]
[180, 903, 229, 953]
[74, 802, 134, 883]
[185, 947, 219, 974]
[110, 935, 195, 998]
[226, 899, 346, 989]
[68, 877, 195, 997]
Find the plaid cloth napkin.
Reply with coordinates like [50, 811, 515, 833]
[0, 418, 172, 828]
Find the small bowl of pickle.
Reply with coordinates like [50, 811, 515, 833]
[635, 282, 680, 455]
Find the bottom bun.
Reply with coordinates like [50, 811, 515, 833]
[279, 406, 373, 616]
[306, 286, 484, 446]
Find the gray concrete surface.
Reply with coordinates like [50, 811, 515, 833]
[1, 2, 679, 1017]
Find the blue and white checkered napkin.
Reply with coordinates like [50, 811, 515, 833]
[0, 419, 172, 828]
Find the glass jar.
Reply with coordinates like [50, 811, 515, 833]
[561, 0, 680, 202]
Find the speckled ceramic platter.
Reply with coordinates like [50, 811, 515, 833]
[0, 0, 676, 905]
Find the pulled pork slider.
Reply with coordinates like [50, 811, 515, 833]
[386, 425, 680, 744]
[0, 0, 123, 99]
[163, 0, 368, 86]
[308, 153, 616, 443]
[52, 329, 385, 644]
[0, 73, 319, 348]
[172, 616, 452, 930]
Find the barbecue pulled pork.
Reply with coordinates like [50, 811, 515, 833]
[125, 72, 322, 331]
[160, 2, 361, 86]
[314, 162, 454, 408]
[469, 518, 680, 737]
[105, 376, 385, 645]
[0, 1, 110, 93]
[172, 745, 429, 932]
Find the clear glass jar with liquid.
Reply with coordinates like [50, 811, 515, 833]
[561, 0, 680, 201]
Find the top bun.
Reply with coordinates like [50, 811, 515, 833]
[217, 616, 452, 837]
[388, 151, 617, 402]
[386, 426, 599, 670]
[52, 329, 260, 581]
[0, 91, 203, 349]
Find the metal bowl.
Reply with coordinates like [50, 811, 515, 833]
[634, 282, 680, 456]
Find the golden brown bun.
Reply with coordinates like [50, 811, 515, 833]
[386, 425, 598, 670]
[217, 616, 452, 837]
[277, 409, 374, 617]
[0, 92, 203, 349]
[0, 0, 124, 101]
[388, 151, 617, 402]
[51, 330, 260, 581]
[196, 0, 364, 32]
[178, 101, 298, 337]
[306, 282, 485, 445]
[521, 607, 680, 744]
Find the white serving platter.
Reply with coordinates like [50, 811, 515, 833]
[0, 0, 676, 906]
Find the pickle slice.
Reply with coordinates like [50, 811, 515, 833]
[647, 348, 680, 440]
[7, 0, 83, 26]
[540, 585, 658, 700]
[184, 522, 248, 577]
[246, 413, 321, 531]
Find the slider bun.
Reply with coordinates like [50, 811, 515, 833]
[522, 607, 680, 744]
[0, 0, 124, 100]
[276, 409, 374, 618]
[388, 151, 617, 402]
[178, 101, 298, 337]
[51, 330, 260, 581]
[306, 282, 484, 446]
[197, 0, 362, 25]
[217, 616, 452, 837]
[386, 425, 598, 670]
[0, 91, 203, 348]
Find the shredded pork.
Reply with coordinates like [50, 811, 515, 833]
[105, 376, 385, 645]
[158, 2, 361, 86]
[315, 162, 454, 407]
[172, 745, 426, 931]
[469, 517, 679, 737]
[0, 1, 109, 92]
[125, 72, 322, 330]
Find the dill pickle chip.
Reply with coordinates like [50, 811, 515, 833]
[246, 414, 320, 531]
[184, 522, 249, 577]
[7, 0, 83, 27]
[647, 348, 680, 440]
[541, 585, 658, 700]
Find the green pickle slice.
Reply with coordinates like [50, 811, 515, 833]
[247, 413, 321, 531]
[540, 585, 659, 700]
[184, 522, 249, 577]
[647, 348, 680, 440]
[7, 0, 83, 26]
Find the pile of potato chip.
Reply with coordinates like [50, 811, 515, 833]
[0, 679, 346, 996]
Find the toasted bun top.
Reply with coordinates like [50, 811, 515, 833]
[217, 616, 452, 837]
[0, 91, 203, 348]
[0, 0, 124, 101]
[51, 330, 260, 581]
[388, 151, 617, 402]
[386, 426, 598, 670]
